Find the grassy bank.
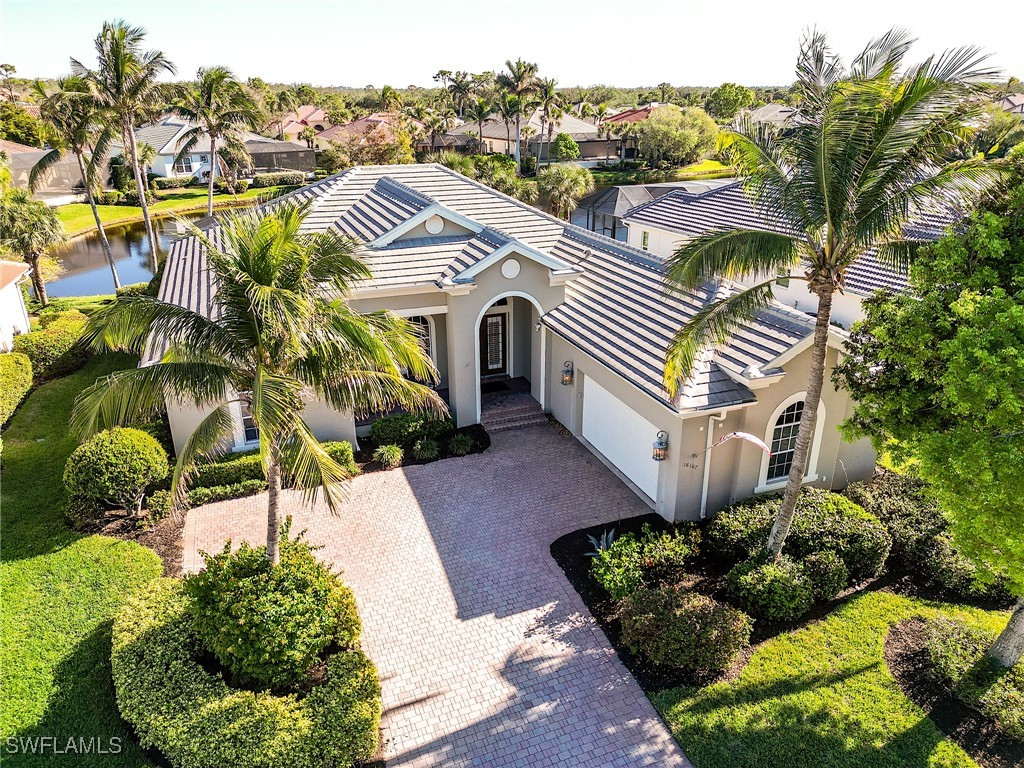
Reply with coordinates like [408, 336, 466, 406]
[590, 159, 734, 186]
[0, 354, 163, 767]
[57, 185, 297, 237]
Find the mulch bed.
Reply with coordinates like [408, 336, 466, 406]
[885, 617, 1024, 768]
[98, 514, 184, 577]
[354, 424, 490, 471]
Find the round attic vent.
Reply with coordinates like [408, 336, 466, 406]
[501, 258, 521, 279]
[425, 214, 444, 235]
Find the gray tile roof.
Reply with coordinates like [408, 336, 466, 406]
[155, 164, 821, 412]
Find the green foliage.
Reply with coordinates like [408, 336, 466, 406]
[373, 443, 403, 469]
[251, 171, 304, 188]
[537, 163, 595, 219]
[910, 534, 1010, 603]
[114, 281, 150, 297]
[98, 189, 124, 205]
[0, 101, 44, 146]
[801, 550, 849, 602]
[112, 578, 380, 768]
[151, 175, 191, 189]
[413, 437, 440, 461]
[447, 432, 476, 456]
[0, 351, 32, 425]
[726, 555, 815, 622]
[321, 440, 359, 476]
[187, 479, 268, 508]
[634, 106, 718, 167]
[619, 585, 752, 672]
[63, 427, 169, 512]
[551, 132, 580, 161]
[844, 471, 944, 563]
[183, 536, 361, 690]
[193, 450, 263, 487]
[704, 82, 755, 119]
[13, 309, 89, 379]
[590, 524, 698, 600]
[143, 488, 174, 521]
[369, 412, 453, 448]
[926, 617, 1023, 739]
[519, 155, 537, 175]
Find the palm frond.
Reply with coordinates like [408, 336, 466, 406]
[169, 403, 237, 507]
[665, 228, 801, 292]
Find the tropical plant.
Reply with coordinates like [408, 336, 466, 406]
[634, 106, 718, 166]
[705, 82, 756, 119]
[173, 66, 258, 216]
[70, 201, 444, 564]
[265, 88, 298, 139]
[663, 29, 1000, 562]
[537, 163, 594, 219]
[496, 59, 539, 173]
[535, 77, 561, 167]
[464, 96, 493, 154]
[72, 20, 175, 267]
[496, 92, 519, 154]
[31, 74, 119, 289]
[378, 85, 402, 112]
[299, 125, 316, 148]
[0, 186, 65, 305]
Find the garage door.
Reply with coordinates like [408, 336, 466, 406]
[582, 377, 660, 500]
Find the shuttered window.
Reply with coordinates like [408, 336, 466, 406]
[485, 316, 503, 371]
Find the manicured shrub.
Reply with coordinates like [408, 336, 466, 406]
[112, 578, 381, 768]
[0, 351, 32, 426]
[143, 489, 174, 521]
[64, 427, 170, 513]
[369, 413, 453, 448]
[252, 171, 304, 188]
[187, 479, 268, 508]
[13, 310, 89, 379]
[152, 176, 191, 189]
[123, 188, 154, 206]
[591, 533, 645, 600]
[846, 470, 944, 563]
[619, 585, 752, 672]
[447, 432, 476, 456]
[703, 497, 776, 562]
[926, 618, 1023, 739]
[802, 550, 849, 601]
[910, 534, 1011, 603]
[193, 450, 263, 487]
[591, 524, 698, 600]
[726, 555, 815, 622]
[65, 495, 105, 528]
[115, 282, 150, 298]
[98, 189, 124, 205]
[413, 437, 440, 461]
[321, 440, 360, 476]
[373, 444, 403, 469]
[183, 536, 361, 690]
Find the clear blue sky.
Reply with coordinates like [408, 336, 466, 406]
[2, 0, 1021, 88]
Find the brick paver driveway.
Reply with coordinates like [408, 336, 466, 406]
[183, 424, 691, 768]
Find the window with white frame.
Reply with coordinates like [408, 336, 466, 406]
[766, 400, 803, 481]
[174, 155, 193, 174]
[641, 230, 650, 250]
[240, 399, 259, 444]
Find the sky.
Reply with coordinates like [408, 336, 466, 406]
[1, 0, 1022, 89]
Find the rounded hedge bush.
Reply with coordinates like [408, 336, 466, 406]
[0, 351, 32, 426]
[63, 427, 169, 512]
[726, 555, 815, 622]
[183, 538, 361, 690]
[13, 310, 89, 379]
[112, 578, 381, 768]
[802, 550, 849, 601]
[369, 413, 453, 448]
[590, 525, 698, 600]
[619, 585, 752, 672]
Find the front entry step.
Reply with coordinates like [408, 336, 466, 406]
[480, 392, 547, 432]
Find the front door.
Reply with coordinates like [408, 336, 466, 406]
[479, 313, 508, 378]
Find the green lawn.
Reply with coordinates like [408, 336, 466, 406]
[57, 185, 297, 237]
[0, 354, 162, 767]
[591, 159, 735, 186]
[653, 589, 1010, 768]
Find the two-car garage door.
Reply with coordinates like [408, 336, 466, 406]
[581, 377, 660, 500]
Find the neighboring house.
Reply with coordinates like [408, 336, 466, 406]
[603, 103, 668, 126]
[281, 105, 332, 144]
[996, 93, 1024, 118]
[0, 260, 31, 352]
[125, 117, 315, 180]
[743, 103, 797, 128]
[2, 137, 85, 203]
[448, 109, 618, 161]
[622, 180, 952, 328]
[316, 113, 423, 150]
[602, 102, 675, 159]
[573, 179, 735, 241]
[154, 164, 878, 522]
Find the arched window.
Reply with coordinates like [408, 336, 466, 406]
[766, 400, 803, 481]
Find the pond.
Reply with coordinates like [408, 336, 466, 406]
[48, 214, 202, 298]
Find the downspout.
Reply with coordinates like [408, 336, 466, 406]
[699, 411, 727, 519]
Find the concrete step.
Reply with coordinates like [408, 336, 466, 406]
[481, 402, 544, 421]
[484, 412, 549, 432]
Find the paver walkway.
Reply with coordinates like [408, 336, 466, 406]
[183, 424, 691, 768]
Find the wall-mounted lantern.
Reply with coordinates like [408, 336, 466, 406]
[561, 361, 574, 386]
[652, 430, 669, 461]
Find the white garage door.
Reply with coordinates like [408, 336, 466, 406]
[582, 377, 660, 500]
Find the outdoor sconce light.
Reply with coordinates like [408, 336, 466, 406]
[561, 361, 574, 386]
[652, 430, 669, 462]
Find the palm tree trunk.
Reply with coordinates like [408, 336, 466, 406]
[538, 117, 545, 170]
[207, 137, 217, 218]
[515, 113, 522, 174]
[75, 151, 120, 291]
[987, 599, 1024, 667]
[266, 458, 282, 566]
[765, 289, 834, 558]
[27, 253, 47, 306]
[126, 121, 159, 270]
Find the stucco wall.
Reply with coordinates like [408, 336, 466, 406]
[0, 281, 30, 352]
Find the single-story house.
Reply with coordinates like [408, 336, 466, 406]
[602, 102, 676, 159]
[154, 164, 879, 522]
[996, 93, 1024, 118]
[281, 105, 332, 144]
[2, 137, 85, 203]
[448, 109, 618, 162]
[743, 103, 797, 128]
[621, 180, 951, 328]
[127, 118, 315, 180]
[315, 113, 424, 150]
[0, 260, 31, 352]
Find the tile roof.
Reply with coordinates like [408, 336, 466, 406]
[155, 165, 822, 412]
[0, 259, 30, 291]
[450, 108, 600, 142]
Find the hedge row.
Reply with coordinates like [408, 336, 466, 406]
[0, 352, 32, 426]
[191, 441, 358, 489]
[152, 176, 192, 190]
[252, 171, 304, 188]
[12, 310, 90, 379]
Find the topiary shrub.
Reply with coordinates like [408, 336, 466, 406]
[373, 444, 403, 469]
[64, 427, 170, 513]
[726, 555, 815, 622]
[447, 432, 476, 456]
[0, 351, 32, 426]
[591, 524, 698, 600]
[910, 534, 1011, 603]
[846, 470, 944, 563]
[802, 550, 849, 601]
[619, 585, 752, 672]
[412, 437, 439, 461]
[193, 450, 263, 487]
[112, 578, 381, 768]
[98, 189, 124, 205]
[369, 413, 453, 448]
[13, 310, 89, 379]
[252, 171, 304, 188]
[703, 497, 776, 562]
[183, 535, 361, 690]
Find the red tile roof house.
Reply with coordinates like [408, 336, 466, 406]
[602, 103, 676, 159]
[313, 113, 424, 150]
[152, 164, 896, 520]
[281, 105, 333, 145]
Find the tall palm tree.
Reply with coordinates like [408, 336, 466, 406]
[446, 71, 473, 117]
[464, 96, 493, 155]
[71, 201, 444, 565]
[299, 125, 316, 149]
[265, 89, 298, 139]
[31, 75, 120, 290]
[537, 163, 594, 219]
[135, 141, 155, 180]
[662, 29, 999, 559]
[0, 187, 65, 306]
[173, 66, 258, 216]
[535, 78, 560, 168]
[379, 85, 402, 112]
[72, 20, 175, 269]
[496, 59, 539, 173]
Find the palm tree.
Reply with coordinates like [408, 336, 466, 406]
[379, 85, 402, 112]
[535, 78, 560, 168]
[135, 141, 155, 179]
[72, 20, 175, 268]
[496, 92, 519, 156]
[299, 125, 316, 149]
[464, 96, 493, 154]
[173, 66, 258, 217]
[71, 201, 444, 565]
[425, 150, 476, 178]
[446, 71, 473, 117]
[662, 29, 999, 560]
[537, 163, 594, 219]
[31, 75, 120, 290]
[496, 59, 539, 173]
[0, 187, 65, 305]
[658, 82, 674, 103]
[265, 89, 298, 139]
